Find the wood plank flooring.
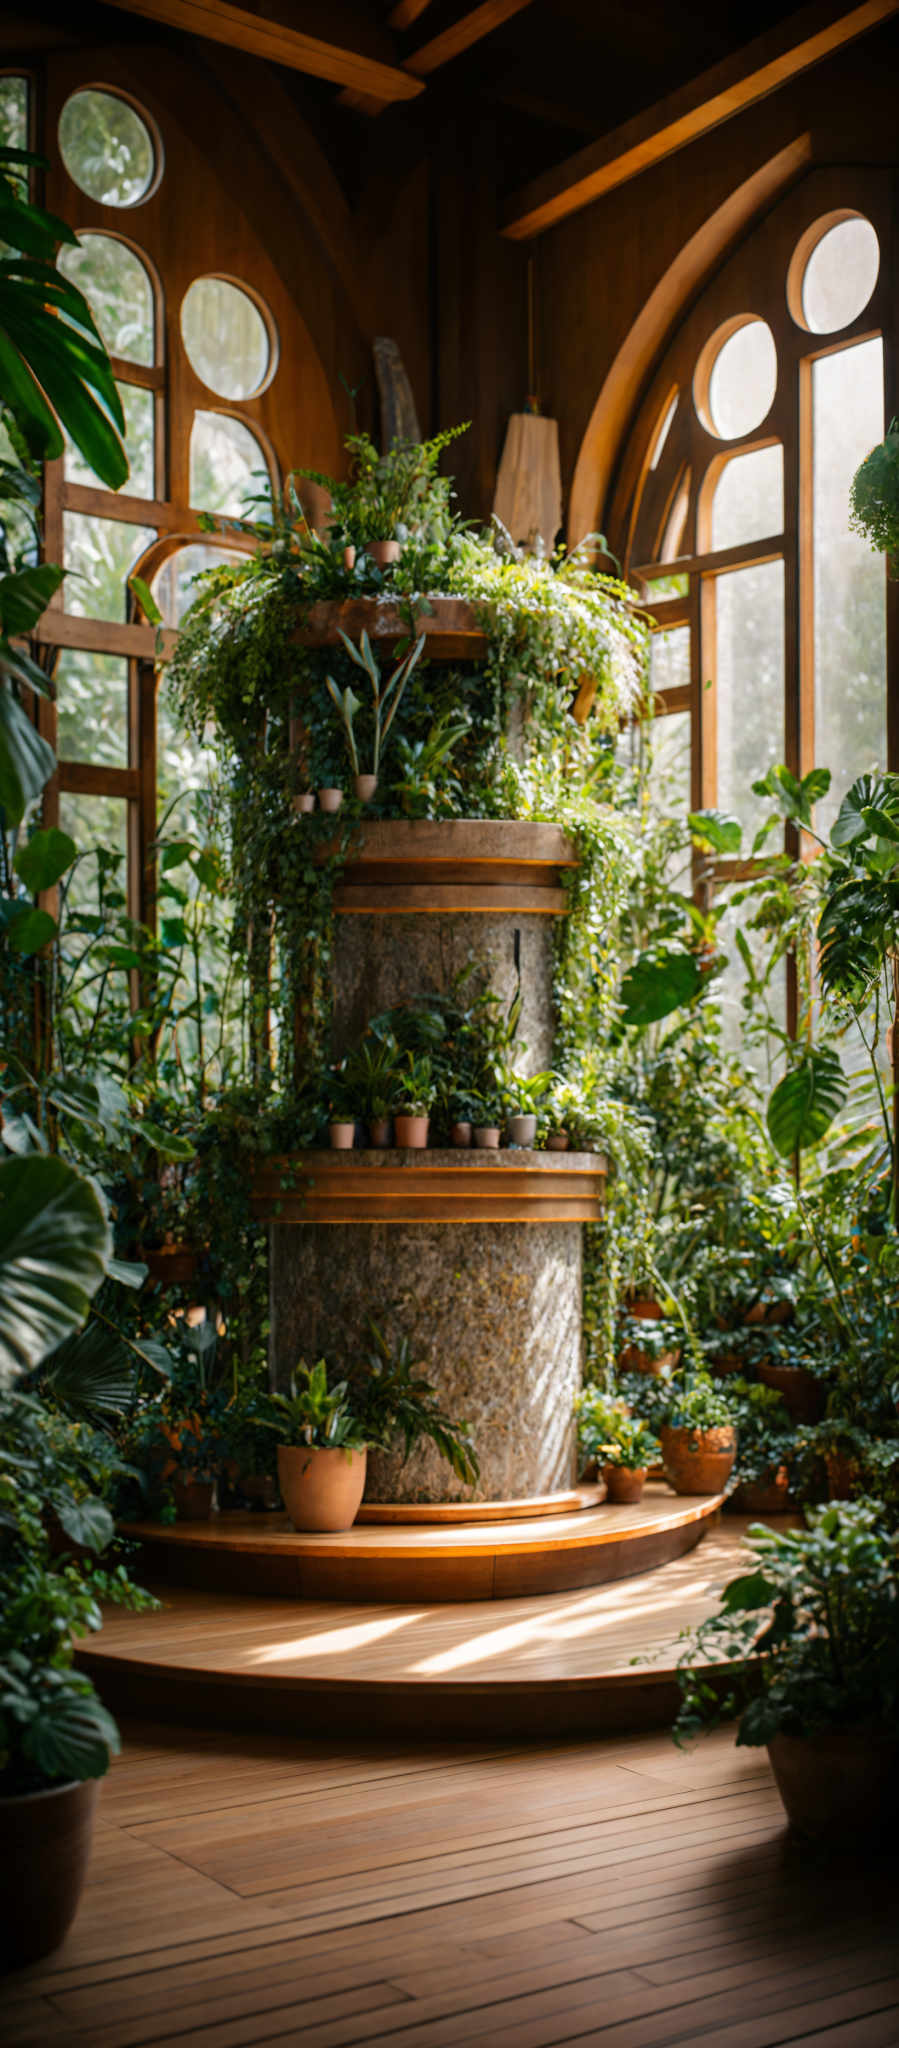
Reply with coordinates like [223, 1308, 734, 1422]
[78, 1518, 751, 1738]
[8, 1718, 899, 2045]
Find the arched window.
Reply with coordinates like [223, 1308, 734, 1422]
[611, 171, 892, 1036]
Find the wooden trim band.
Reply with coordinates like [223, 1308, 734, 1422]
[253, 1150, 607, 1225]
[329, 819, 578, 917]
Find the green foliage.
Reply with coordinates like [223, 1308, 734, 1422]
[849, 418, 899, 573]
[0, 1155, 111, 1381]
[661, 1375, 735, 1432]
[618, 946, 704, 1028]
[268, 1359, 368, 1454]
[674, 1503, 899, 1746]
[594, 1412, 660, 1471]
[353, 1322, 479, 1487]
[766, 1047, 848, 1158]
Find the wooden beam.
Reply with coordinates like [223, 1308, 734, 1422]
[388, 0, 434, 26]
[98, 0, 425, 100]
[502, 0, 899, 238]
[405, 0, 536, 75]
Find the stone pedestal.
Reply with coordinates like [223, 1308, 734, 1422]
[269, 1215, 583, 1502]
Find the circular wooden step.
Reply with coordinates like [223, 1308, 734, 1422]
[356, 1484, 604, 1525]
[331, 819, 577, 916]
[252, 1148, 607, 1224]
[120, 1486, 722, 1604]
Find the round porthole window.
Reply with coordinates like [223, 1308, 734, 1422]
[793, 214, 880, 335]
[58, 89, 158, 208]
[180, 277, 273, 401]
[694, 317, 777, 441]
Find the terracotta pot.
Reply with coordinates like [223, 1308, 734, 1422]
[368, 1117, 391, 1147]
[825, 1448, 862, 1500]
[451, 1122, 472, 1147]
[618, 1334, 682, 1376]
[395, 1113, 429, 1147]
[767, 1725, 899, 1839]
[329, 1121, 356, 1149]
[659, 1424, 737, 1495]
[602, 1465, 647, 1505]
[508, 1113, 537, 1146]
[171, 1477, 216, 1521]
[318, 787, 343, 813]
[293, 791, 316, 815]
[626, 1296, 665, 1321]
[342, 544, 356, 570]
[744, 1298, 793, 1326]
[0, 1777, 99, 1969]
[757, 1360, 825, 1423]
[367, 538, 401, 568]
[143, 1245, 198, 1288]
[709, 1350, 744, 1377]
[355, 773, 378, 803]
[729, 1466, 793, 1515]
[239, 1472, 279, 1510]
[474, 1126, 501, 1148]
[546, 1130, 569, 1151]
[277, 1443, 367, 1532]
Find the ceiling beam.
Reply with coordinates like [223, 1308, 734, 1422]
[98, 0, 425, 99]
[387, 0, 434, 26]
[502, 0, 899, 239]
[403, 0, 537, 77]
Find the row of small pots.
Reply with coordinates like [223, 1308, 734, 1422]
[294, 775, 377, 814]
[329, 1117, 572, 1150]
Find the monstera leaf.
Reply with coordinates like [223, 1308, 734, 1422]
[766, 1047, 848, 1158]
[619, 948, 703, 1028]
[0, 1154, 111, 1378]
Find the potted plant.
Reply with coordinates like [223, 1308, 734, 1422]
[345, 1034, 397, 1147]
[618, 1301, 682, 1376]
[473, 1095, 504, 1148]
[596, 1415, 660, 1504]
[573, 1384, 633, 1481]
[327, 1063, 357, 1150]
[505, 1071, 552, 1147]
[328, 628, 426, 804]
[269, 1361, 369, 1532]
[725, 1378, 796, 1515]
[447, 1090, 480, 1147]
[673, 1502, 899, 1837]
[659, 1375, 737, 1495]
[849, 416, 899, 576]
[394, 1052, 434, 1148]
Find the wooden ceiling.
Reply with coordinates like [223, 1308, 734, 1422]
[8, 0, 899, 227]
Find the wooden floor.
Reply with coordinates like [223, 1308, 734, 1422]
[80, 1518, 750, 1739]
[9, 1716, 899, 2046]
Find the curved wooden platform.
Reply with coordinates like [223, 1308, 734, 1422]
[357, 1483, 605, 1524]
[251, 1147, 607, 1223]
[120, 1485, 721, 1603]
[79, 1514, 751, 1739]
[332, 818, 577, 915]
[295, 594, 486, 662]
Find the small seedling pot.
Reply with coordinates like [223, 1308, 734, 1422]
[368, 1117, 391, 1147]
[474, 1126, 501, 1149]
[171, 1477, 216, 1521]
[342, 544, 357, 570]
[602, 1465, 647, 1505]
[395, 1113, 429, 1147]
[451, 1122, 472, 1147]
[318, 787, 343, 813]
[367, 539, 401, 568]
[546, 1130, 569, 1151]
[278, 1444, 367, 1533]
[292, 792, 316, 814]
[508, 1113, 537, 1146]
[355, 773, 378, 803]
[329, 1121, 356, 1149]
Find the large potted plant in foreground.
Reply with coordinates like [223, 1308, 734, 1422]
[674, 1501, 899, 1837]
[268, 1326, 479, 1530]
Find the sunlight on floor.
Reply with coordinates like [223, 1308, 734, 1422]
[248, 1611, 427, 1664]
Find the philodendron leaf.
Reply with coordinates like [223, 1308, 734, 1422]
[54, 1491, 115, 1553]
[0, 683, 56, 823]
[687, 810, 743, 855]
[830, 774, 884, 847]
[14, 826, 77, 893]
[8, 905, 57, 955]
[23, 1683, 120, 1782]
[0, 562, 64, 636]
[141, 1121, 194, 1160]
[0, 1153, 111, 1378]
[766, 1047, 848, 1157]
[619, 948, 703, 1028]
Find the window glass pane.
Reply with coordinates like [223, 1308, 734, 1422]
[56, 650, 128, 767]
[0, 75, 27, 151]
[715, 559, 784, 839]
[58, 795, 128, 918]
[649, 393, 677, 470]
[63, 512, 156, 621]
[57, 233, 154, 364]
[152, 543, 244, 627]
[802, 217, 879, 335]
[65, 382, 154, 497]
[58, 89, 156, 207]
[180, 278, 271, 399]
[812, 337, 886, 838]
[715, 899, 787, 1076]
[649, 625, 689, 696]
[190, 411, 267, 515]
[710, 446, 783, 552]
[647, 709, 691, 817]
[704, 320, 777, 440]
